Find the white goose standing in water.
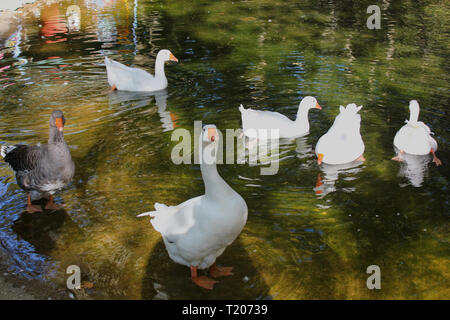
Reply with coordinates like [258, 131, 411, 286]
[392, 100, 442, 166]
[105, 49, 178, 92]
[137, 125, 248, 290]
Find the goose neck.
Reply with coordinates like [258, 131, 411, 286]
[409, 109, 419, 123]
[201, 160, 227, 198]
[48, 127, 65, 145]
[155, 56, 166, 78]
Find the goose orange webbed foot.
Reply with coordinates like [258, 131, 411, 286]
[209, 263, 234, 278]
[45, 196, 61, 211]
[192, 276, 218, 290]
[391, 155, 404, 162]
[26, 194, 42, 213]
[45, 202, 61, 211]
[190, 266, 218, 290]
[392, 150, 404, 162]
[430, 149, 442, 166]
[105, 84, 117, 94]
[432, 157, 442, 166]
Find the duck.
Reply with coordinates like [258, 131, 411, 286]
[1, 110, 75, 213]
[392, 100, 441, 166]
[239, 96, 321, 139]
[104, 49, 178, 92]
[137, 125, 248, 290]
[315, 103, 365, 165]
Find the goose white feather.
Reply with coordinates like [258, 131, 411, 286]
[315, 103, 365, 165]
[105, 49, 178, 92]
[239, 96, 321, 139]
[393, 100, 438, 155]
[138, 125, 248, 271]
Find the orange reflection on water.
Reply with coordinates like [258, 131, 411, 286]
[41, 3, 68, 43]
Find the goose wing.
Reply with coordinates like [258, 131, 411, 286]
[2, 144, 45, 172]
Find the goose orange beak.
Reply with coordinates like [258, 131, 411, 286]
[55, 118, 64, 131]
[316, 103, 322, 110]
[208, 128, 216, 142]
[169, 53, 178, 62]
[317, 153, 324, 165]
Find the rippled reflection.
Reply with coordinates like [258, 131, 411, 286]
[394, 148, 431, 188]
[314, 161, 364, 197]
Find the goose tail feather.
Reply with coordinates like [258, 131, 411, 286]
[1, 145, 16, 158]
[137, 202, 169, 218]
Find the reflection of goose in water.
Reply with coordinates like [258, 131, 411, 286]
[244, 136, 293, 169]
[245, 136, 313, 168]
[108, 89, 178, 131]
[66, 5, 81, 33]
[314, 161, 363, 197]
[294, 136, 313, 160]
[395, 148, 430, 188]
[40, 3, 68, 44]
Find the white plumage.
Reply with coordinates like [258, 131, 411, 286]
[137, 125, 247, 289]
[393, 100, 437, 155]
[105, 49, 177, 92]
[239, 96, 321, 139]
[315, 103, 365, 165]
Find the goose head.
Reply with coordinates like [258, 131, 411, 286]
[157, 49, 178, 63]
[201, 124, 220, 165]
[299, 96, 321, 112]
[50, 110, 66, 132]
[408, 100, 420, 123]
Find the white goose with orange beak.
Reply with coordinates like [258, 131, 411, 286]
[137, 125, 248, 290]
[239, 96, 321, 139]
[392, 100, 441, 166]
[315, 103, 365, 165]
[105, 49, 178, 92]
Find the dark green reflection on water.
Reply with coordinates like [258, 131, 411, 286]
[0, 0, 448, 299]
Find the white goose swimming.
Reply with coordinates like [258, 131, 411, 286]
[105, 49, 178, 92]
[392, 100, 441, 166]
[137, 125, 248, 290]
[239, 96, 321, 139]
[315, 103, 365, 165]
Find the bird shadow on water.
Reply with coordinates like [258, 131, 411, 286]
[11, 199, 70, 256]
[141, 238, 271, 300]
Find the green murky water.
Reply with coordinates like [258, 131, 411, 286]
[0, 0, 449, 299]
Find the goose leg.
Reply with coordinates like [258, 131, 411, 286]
[430, 149, 442, 166]
[209, 263, 234, 278]
[356, 154, 366, 162]
[392, 150, 404, 162]
[45, 195, 61, 210]
[110, 84, 117, 92]
[190, 266, 217, 290]
[27, 194, 42, 213]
